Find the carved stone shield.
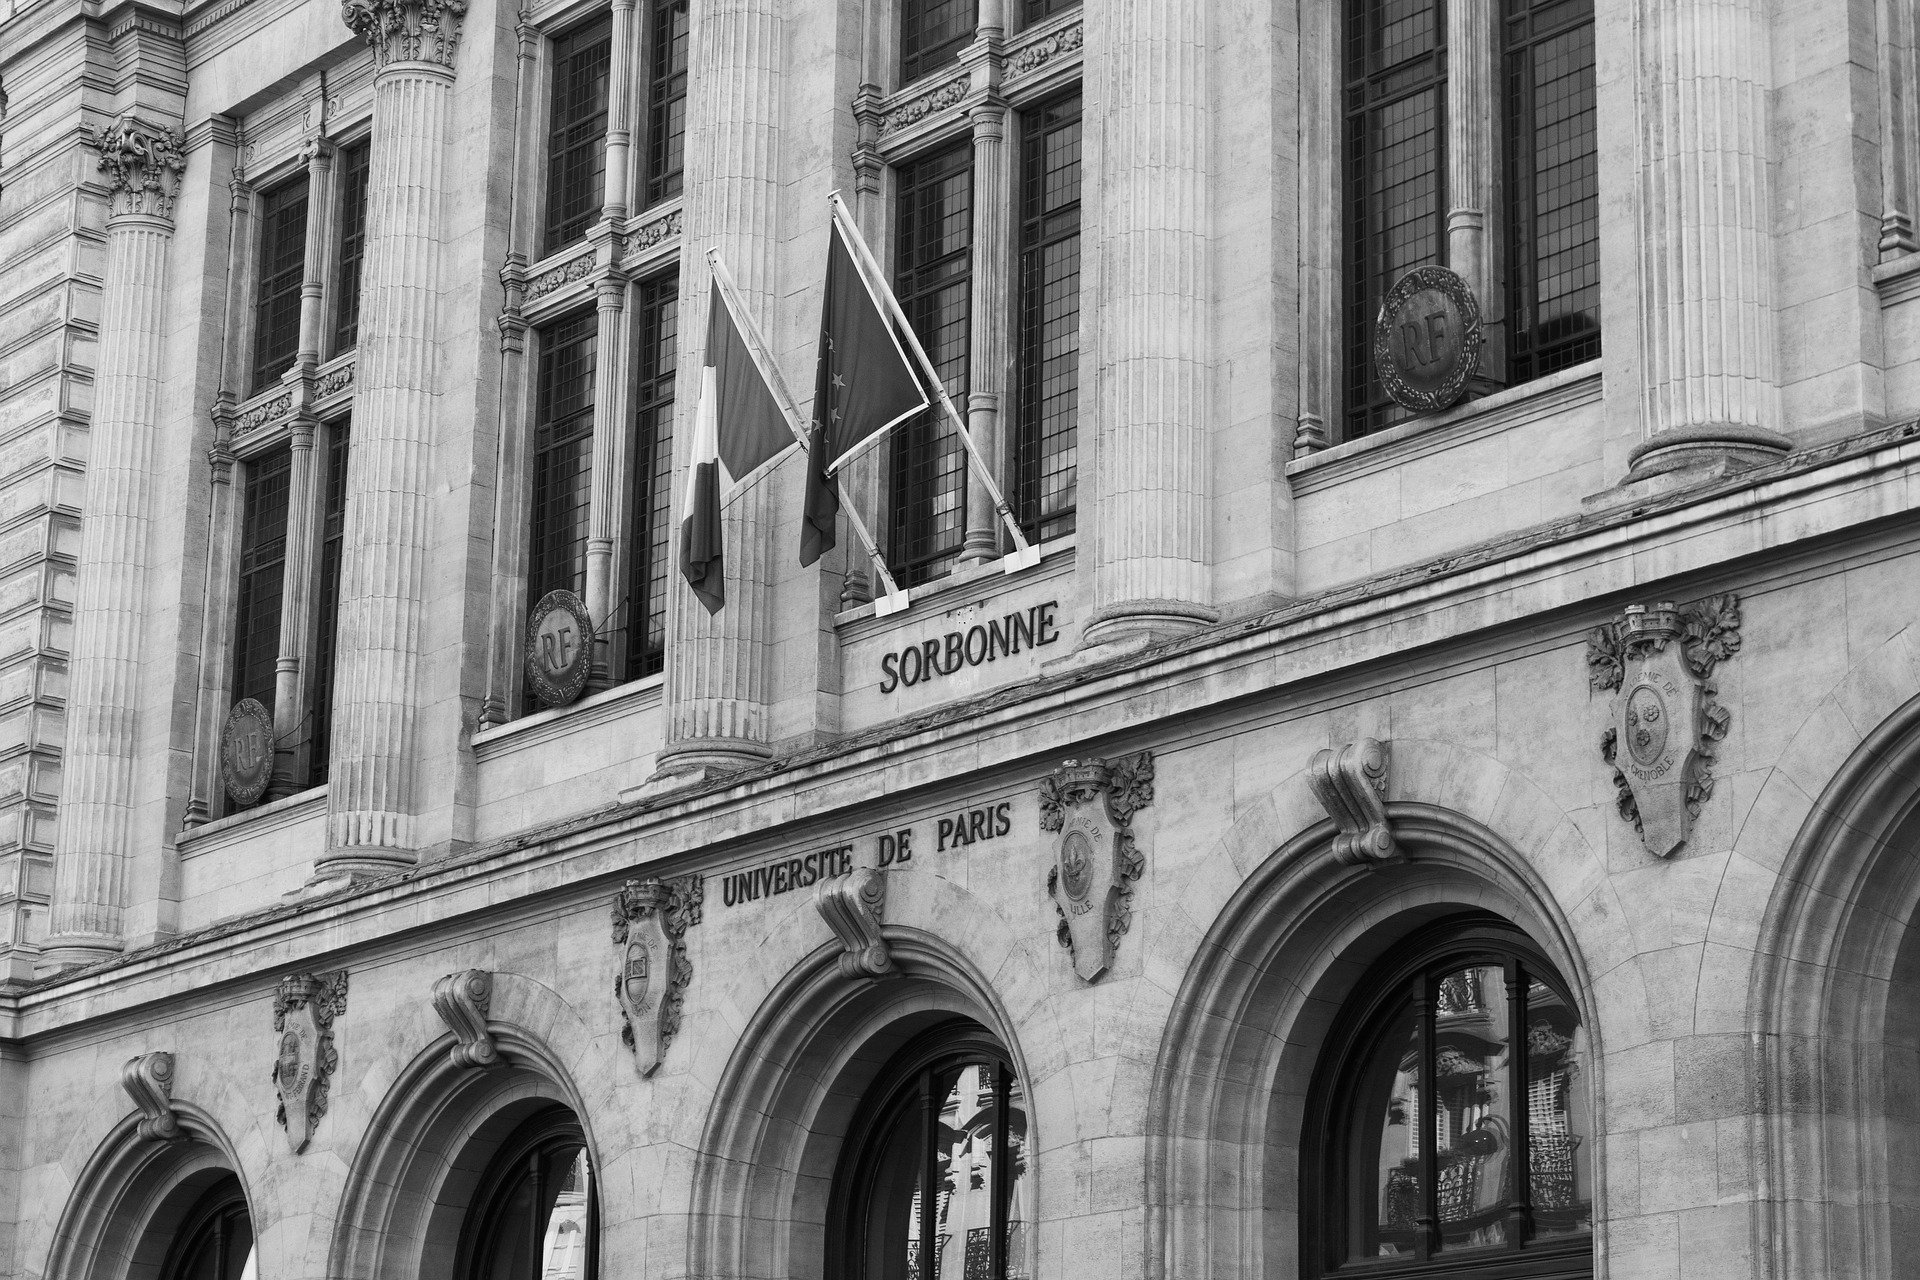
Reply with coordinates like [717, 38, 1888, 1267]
[526, 589, 594, 706]
[272, 970, 347, 1154]
[221, 698, 275, 806]
[610, 876, 702, 1076]
[1040, 753, 1153, 983]
[1375, 265, 1483, 412]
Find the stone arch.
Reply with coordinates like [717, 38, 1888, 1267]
[325, 973, 610, 1280]
[1144, 740, 1618, 1280]
[688, 871, 1044, 1280]
[1748, 639, 1920, 1280]
[39, 1104, 250, 1280]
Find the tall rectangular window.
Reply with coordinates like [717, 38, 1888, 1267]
[1342, 0, 1446, 438]
[528, 313, 598, 617]
[645, 0, 690, 207]
[890, 143, 973, 587]
[1504, 0, 1599, 381]
[545, 16, 614, 254]
[331, 140, 373, 356]
[1022, 0, 1074, 23]
[233, 446, 292, 713]
[625, 274, 678, 681]
[901, 0, 977, 83]
[1015, 92, 1081, 544]
[251, 177, 310, 393]
[307, 421, 351, 784]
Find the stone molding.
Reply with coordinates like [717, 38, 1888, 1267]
[524, 250, 594, 304]
[880, 76, 969, 137]
[611, 875, 702, 1075]
[341, 0, 468, 69]
[631, 206, 681, 253]
[1041, 750, 1154, 981]
[272, 970, 348, 1153]
[430, 969, 499, 1068]
[1007, 19, 1083, 79]
[120, 1051, 183, 1142]
[814, 866, 893, 979]
[90, 114, 187, 223]
[1306, 738, 1399, 866]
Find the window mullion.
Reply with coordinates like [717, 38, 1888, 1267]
[988, 1063, 1011, 1280]
[920, 1068, 940, 1280]
[1415, 977, 1439, 1261]
[1505, 959, 1532, 1247]
[962, 100, 1011, 565]
[268, 418, 326, 797]
[604, 0, 637, 223]
[297, 138, 338, 371]
[1446, 0, 1502, 381]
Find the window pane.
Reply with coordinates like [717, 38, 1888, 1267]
[1351, 994, 1423, 1261]
[1015, 93, 1080, 545]
[252, 178, 309, 393]
[625, 275, 677, 681]
[901, 0, 976, 83]
[860, 1092, 926, 1280]
[542, 1149, 593, 1280]
[233, 446, 292, 718]
[1001, 1073, 1032, 1280]
[331, 140, 372, 354]
[1020, 0, 1073, 24]
[1433, 966, 1513, 1249]
[545, 17, 613, 253]
[1526, 978, 1593, 1236]
[934, 1065, 999, 1280]
[890, 145, 971, 587]
[645, 1, 690, 206]
[528, 313, 597, 707]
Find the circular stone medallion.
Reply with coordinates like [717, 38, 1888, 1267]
[526, 589, 595, 707]
[1625, 684, 1670, 768]
[1060, 830, 1095, 903]
[220, 697, 275, 806]
[1374, 265, 1484, 412]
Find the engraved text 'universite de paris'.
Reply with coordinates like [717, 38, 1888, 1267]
[719, 803, 1014, 907]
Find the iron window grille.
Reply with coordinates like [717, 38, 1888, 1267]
[625, 272, 678, 681]
[544, 15, 614, 255]
[251, 175, 310, 393]
[1014, 90, 1082, 546]
[901, 0, 978, 83]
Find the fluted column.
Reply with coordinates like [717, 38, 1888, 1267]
[1447, 0, 1500, 376]
[1630, 0, 1791, 479]
[962, 99, 1010, 564]
[1082, 0, 1214, 649]
[584, 271, 630, 688]
[319, 0, 466, 878]
[39, 115, 185, 971]
[652, 0, 781, 778]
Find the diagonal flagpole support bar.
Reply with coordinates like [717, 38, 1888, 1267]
[706, 247, 911, 614]
[827, 193, 1043, 576]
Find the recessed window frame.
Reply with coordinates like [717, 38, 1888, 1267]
[156, 1177, 255, 1280]
[454, 1105, 600, 1280]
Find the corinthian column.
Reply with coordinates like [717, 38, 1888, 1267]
[1081, 0, 1215, 650]
[318, 0, 467, 879]
[39, 115, 185, 972]
[651, 0, 781, 780]
[1630, 0, 1790, 479]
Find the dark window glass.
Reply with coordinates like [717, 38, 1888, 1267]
[1504, 0, 1599, 382]
[545, 16, 613, 254]
[901, 0, 977, 83]
[1342, 0, 1446, 439]
[158, 1180, 253, 1280]
[331, 139, 373, 355]
[1021, 0, 1074, 23]
[233, 445, 292, 719]
[528, 313, 597, 642]
[645, 0, 690, 207]
[625, 274, 677, 681]
[831, 1024, 1032, 1280]
[307, 420, 350, 785]
[460, 1107, 598, 1280]
[251, 177, 309, 393]
[890, 144, 972, 587]
[1015, 92, 1081, 545]
[1304, 917, 1593, 1278]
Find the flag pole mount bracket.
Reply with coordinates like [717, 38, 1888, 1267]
[1002, 545, 1042, 574]
[874, 589, 911, 617]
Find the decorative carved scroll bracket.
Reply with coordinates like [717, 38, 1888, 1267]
[1587, 594, 1742, 858]
[1307, 739, 1400, 866]
[121, 1051, 184, 1142]
[816, 866, 893, 979]
[431, 969, 499, 1069]
[611, 875, 703, 1076]
[272, 970, 347, 1154]
[1041, 751, 1154, 982]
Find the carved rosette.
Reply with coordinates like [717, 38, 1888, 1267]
[1587, 594, 1741, 858]
[1307, 738, 1400, 866]
[272, 970, 348, 1154]
[816, 866, 893, 979]
[90, 114, 186, 223]
[1040, 751, 1154, 982]
[611, 875, 703, 1076]
[341, 0, 469, 69]
[121, 1051, 184, 1142]
[431, 969, 499, 1069]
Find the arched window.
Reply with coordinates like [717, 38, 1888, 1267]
[458, 1106, 598, 1280]
[158, 1178, 254, 1280]
[1303, 915, 1592, 1278]
[831, 1021, 1033, 1280]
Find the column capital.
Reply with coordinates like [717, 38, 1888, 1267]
[90, 113, 186, 224]
[341, 0, 469, 70]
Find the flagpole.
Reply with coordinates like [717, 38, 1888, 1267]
[828, 192, 1042, 573]
[706, 249, 912, 614]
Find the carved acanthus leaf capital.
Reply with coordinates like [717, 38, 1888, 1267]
[90, 114, 186, 222]
[121, 1051, 184, 1142]
[341, 0, 469, 69]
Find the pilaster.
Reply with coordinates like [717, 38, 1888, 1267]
[962, 98, 1010, 565]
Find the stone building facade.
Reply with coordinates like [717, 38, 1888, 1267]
[3, 0, 1920, 1276]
